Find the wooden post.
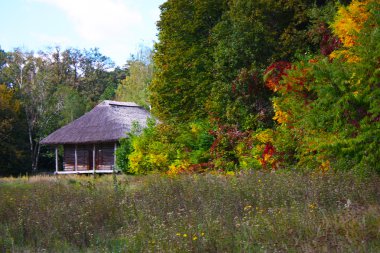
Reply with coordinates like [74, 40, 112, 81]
[93, 144, 96, 174]
[55, 146, 58, 174]
[114, 142, 117, 170]
[75, 145, 78, 171]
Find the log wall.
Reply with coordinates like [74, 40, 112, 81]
[63, 143, 115, 171]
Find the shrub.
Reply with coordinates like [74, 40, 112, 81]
[117, 119, 214, 175]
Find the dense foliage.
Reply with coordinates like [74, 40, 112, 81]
[267, 0, 380, 173]
[117, 0, 380, 175]
[0, 85, 29, 176]
[150, 0, 227, 122]
[116, 119, 214, 175]
[115, 46, 153, 109]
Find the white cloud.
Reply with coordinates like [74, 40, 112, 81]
[34, 0, 143, 41]
[30, 0, 163, 65]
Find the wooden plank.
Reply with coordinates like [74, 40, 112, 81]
[77, 145, 89, 170]
[93, 143, 114, 170]
[56, 170, 114, 175]
[61, 143, 119, 171]
[63, 145, 75, 170]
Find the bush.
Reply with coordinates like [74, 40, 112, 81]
[116, 119, 214, 175]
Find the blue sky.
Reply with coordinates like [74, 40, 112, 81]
[0, 0, 165, 66]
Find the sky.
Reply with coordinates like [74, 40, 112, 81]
[0, 0, 165, 66]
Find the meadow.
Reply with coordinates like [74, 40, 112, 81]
[0, 171, 379, 252]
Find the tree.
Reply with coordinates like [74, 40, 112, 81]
[0, 46, 124, 173]
[0, 47, 6, 83]
[0, 84, 30, 175]
[115, 47, 153, 108]
[3, 49, 63, 171]
[78, 48, 115, 106]
[209, 0, 333, 128]
[267, 0, 380, 173]
[150, 0, 228, 122]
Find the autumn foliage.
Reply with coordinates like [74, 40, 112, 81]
[113, 0, 380, 175]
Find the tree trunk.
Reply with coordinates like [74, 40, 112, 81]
[34, 141, 41, 172]
[27, 120, 35, 171]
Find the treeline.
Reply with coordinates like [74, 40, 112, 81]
[0, 47, 129, 175]
[117, 0, 380, 175]
[1, 0, 378, 176]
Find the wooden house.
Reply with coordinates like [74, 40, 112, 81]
[40, 100, 151, 174]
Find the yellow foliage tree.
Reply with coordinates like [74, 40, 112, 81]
[330, 0, 372, 61]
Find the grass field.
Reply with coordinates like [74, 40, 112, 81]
[0, 171, 379, 252]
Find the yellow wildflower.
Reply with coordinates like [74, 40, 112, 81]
[243, 205, 252, 211]
[308, 203, 318, 212]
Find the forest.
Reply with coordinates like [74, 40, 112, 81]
[0, 0, 379, 177]
[116, 0, 380, 176]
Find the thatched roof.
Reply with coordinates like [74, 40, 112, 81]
[41, 100, 151, 145]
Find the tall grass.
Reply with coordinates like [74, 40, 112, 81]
[0, 172, 379, 252]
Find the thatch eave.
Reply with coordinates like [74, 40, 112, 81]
[40, 100, 151, 145]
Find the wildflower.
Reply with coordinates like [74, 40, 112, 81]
[201, 232, 205, 236]
[193, 236, 198, 241]
[243, 205, 252, 211]
[183, 234, 188, 238]
[344, 199, 352, 209]
[176, 233, 181, 236]
[308, 203, 318, 212]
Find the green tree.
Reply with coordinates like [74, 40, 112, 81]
[3, 49, 64, 171]
[209, 0, 333, 128]
[0, 46, 124, 173]
[54, 86, 86, 125]
[0, 47, 6, 83]
[115, 47, 153, 108]
[78, 48, 115, 105]
[150, 0, 228, 122]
